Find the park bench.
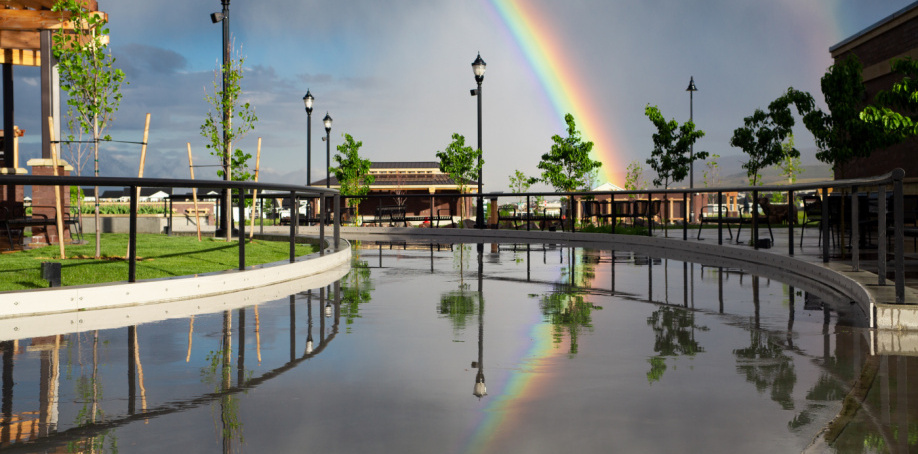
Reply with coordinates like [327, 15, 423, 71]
[697, 199, 773, 244]
[499, 207, 564, 231]
[374, 205, 407, 226]
[1, 201, 82, 250]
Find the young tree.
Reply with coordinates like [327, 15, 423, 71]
[624, 160, 647, 199]
[537, 113, 602, 192]
[436, 133, 482, 220]
[860, 57, 918, 140]
[331, 133, 374, 225]
[804, 55, 897, 172]
[777, 134, 804, 184]
[730, 88, 813, 186]
[702, 154, 721, 204]
[508, 169, 531, 206]
[200, 46, 257, 240]
[644, 105, 706, 234]
[53, 0, 126, 259]
[537, 113, 602, 229]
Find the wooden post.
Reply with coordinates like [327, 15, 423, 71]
[47, 117, 66, 259]
[187, 143, 202, 241]
[249, 138, 261, 239]
[127, 114, 151, 257]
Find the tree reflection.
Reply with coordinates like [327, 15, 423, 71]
[733, 329, 796, 410]
[439, 290, 480, 335]
[538, 248, 601, 355]
[339, 256, 373, 331]
[645, 306, 707, 384]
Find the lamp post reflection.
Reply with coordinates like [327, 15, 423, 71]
[473, 246, 486, 399]
[306, 292, 314, 355]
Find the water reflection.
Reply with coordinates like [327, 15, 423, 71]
[1, 243, 917, 452]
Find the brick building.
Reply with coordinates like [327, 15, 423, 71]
[829, 2, 918, 179]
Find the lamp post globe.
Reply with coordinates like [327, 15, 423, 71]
[471, 53, 486, 228]
[304, 90, 314, 186]
[323, 113, 333, 189]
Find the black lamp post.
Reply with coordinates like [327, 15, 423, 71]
[323, 113, 333, 189]
[304, 90, 314, 186]
[686, 76, 697, 223]
[211, 0, 231, 237]
[471, 53, 486, 228]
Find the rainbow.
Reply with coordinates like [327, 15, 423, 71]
[460, 319, 566, 454]
[486, 0, 623, 186]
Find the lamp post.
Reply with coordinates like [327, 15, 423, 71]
[323, 113, 333, 189]
[304, 90, 314, 186]
[471, 53, 486, 228]
[686, 76, 697, 223]
[211, 0, 231, 238]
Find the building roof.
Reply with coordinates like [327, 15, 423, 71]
[830, 1, 918, 52]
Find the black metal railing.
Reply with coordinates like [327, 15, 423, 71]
[0, 174, 342, 283]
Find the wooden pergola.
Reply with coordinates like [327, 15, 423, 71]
[0, 1, 102, 165]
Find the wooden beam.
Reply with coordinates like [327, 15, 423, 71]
[0, 48, 40, 66]
[0, 0, 59, 9]
[0, 9, 69, 30]
[0, 29, 39, 49]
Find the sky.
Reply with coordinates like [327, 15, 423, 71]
[5, 0, 917, 191]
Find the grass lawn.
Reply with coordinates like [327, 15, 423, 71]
[0, 234, 314, 291]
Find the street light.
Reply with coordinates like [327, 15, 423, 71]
[471, 53, 486, 228]
[323, 113, 333, 189]
[303, 90, 314, 186]
[686, 76, 698, 223]
[211, 0, 231, 238]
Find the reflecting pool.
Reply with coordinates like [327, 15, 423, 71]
[1, 242, 916, 453]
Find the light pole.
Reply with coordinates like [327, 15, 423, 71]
[211, 0, 231, 237]
[686, 76, 697, 223]
[304, 90, 314, 186]
[323, 113, 333, 189]
[471, 53, 486, 228]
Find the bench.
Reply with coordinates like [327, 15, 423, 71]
[499, 207, 564, 231]
[374, 205, 407, 226]
[1, 202, 82, 250]
[697, 199, 773, 244]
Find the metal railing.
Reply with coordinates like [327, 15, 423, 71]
[332, 169, 909, 305]
[0, 174, 341, 283]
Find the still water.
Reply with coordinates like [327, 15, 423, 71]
[0, 242, 915, 453]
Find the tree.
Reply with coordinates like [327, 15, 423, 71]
[331, 133, 374, 224]
[860, 57, 918, 140]
[508, 169, 531, 206]
[804, 55, 897, 172]
[702, 154, 721, 204]
[436, 133, 482, 220]
[730, 88, 813, 186]
[777, 134, 804, 185]
[644, 105, 706, 234]
[624, 160, 647, 199]
[200, 51, 258, 182]
[537, 113, 602, 192]
[644, 105, 707, 190]
[53, 0, 126, 259]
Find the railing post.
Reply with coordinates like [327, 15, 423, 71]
[878, 183, 887, 286]
[238, 188, 246, 271]
[717, 191, 723, 245]
[851, 185, 859, 272]
[893, 169, 905, 304]
[787, 189, 794, 256]
[752, 190, 759, 250]
[526, 195, 531, 232]
[682, 191, 687, 241]
[167, 197, 173, 237]
[334, 193, 341, 252]
[128, 185, 137, 283]
[319, 193, 326, 256]
[289, 191, 296, 263]
[822, 187, 830, 263]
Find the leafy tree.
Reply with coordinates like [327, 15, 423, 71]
[702, 154, 720, 188]
[644, 105, 706, 234]
[332, 133, 374, 224]
[53, 0, 127, 258]
[537, 113, 602, 229]
[508, 169, 531, 205]
[436, 133, 482, 220]
[730, 88, 813, 186]
[804, 55, 897, 171]
[860, 57, 918, 139]
[200, 52, 258, 182]
[537, 113, 602, 192]
[778, 134, 804, 184]
[644, 105, 707, 190]
[624, 160, 647, 200]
